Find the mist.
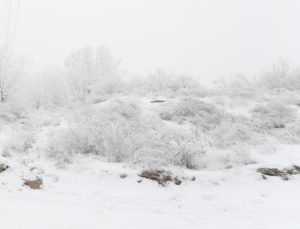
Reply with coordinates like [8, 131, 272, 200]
[1, 1, 300, 229]
[2, 0, 299, 80]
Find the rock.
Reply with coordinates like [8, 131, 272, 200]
[138, 170, 193, 186]
[174, 177, 182, 185]
[150, 100, 166, 103]
[24, 178, 43, 190]
[139, 170, 173, 186]
[257, 166, 300, 181]
[137, 179, 143, 183]
[0, 164, 9, 173]
[284, 166, 300, 175]
[257, 168, 283, 176]
[119, 173, 128, 179]
[293, 165, 300, 173]
[285, 168, 297, 175]
[262, 175, 268, 180]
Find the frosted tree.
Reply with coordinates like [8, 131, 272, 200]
[26, 67, 68, 108]
[259, 59, 300, 90]
[0, 47, 23, 102]
[65, 46, 121, 101]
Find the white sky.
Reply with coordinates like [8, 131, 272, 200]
[2, 0, 300, 79]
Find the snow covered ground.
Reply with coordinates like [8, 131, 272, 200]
[1, 144, 300, 229]
[1, 83, 300, 228]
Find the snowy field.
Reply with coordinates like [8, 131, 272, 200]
[1, 146, 300, 229]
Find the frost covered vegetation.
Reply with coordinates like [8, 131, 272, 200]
[1, 47, 300, 171]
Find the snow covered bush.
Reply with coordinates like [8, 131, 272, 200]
[160, 97, 224, 131]
[210, 118, 254, 148]
[0, 124, 34, 157]
[251, 101, 296, 130]
[65, 46, 122, 101]
[131, 136, 209, 170]
[171, 136, 209, 169]
[0, 102, 27, 123]
[45, 99, 145, 164]
[126, 70, 207, 98]
[44, 93, 264, 170]
[219, 73, 258, 98]
[258, 60, 300, 90]
[44, 97, 216, 169]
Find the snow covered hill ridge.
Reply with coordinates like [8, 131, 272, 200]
[1, 49, 300, 228]
[1, 63, 300, 171]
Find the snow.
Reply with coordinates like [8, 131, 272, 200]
[1, 144, 300, 229]
[1, 74, 300, 228]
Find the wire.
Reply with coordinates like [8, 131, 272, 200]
[11, 0, 21, 48]
[1, 0, 21, 50]
[0, 0, 9, 47]
[6, 0, 12, 49]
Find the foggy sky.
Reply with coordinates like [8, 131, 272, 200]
[3, 0, 300, 80]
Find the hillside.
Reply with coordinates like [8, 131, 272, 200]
[1, 80, 300, 228]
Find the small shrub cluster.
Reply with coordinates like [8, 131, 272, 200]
[251, 102, 296, 130]
[160, 98, 224, 131]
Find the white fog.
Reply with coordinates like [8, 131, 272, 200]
[1, 1, 300, 228]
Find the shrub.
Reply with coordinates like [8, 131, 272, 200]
[45, 99, 145, 163]
[251, 102, 296, 129]
[258, 60, 300, 90]
[0, 103, 26, 122]
[160, 98, 224, 131]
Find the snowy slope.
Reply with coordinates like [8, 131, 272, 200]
[1, 89, 300, 229]
[1, 145, 300, 229]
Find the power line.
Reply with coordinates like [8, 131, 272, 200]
[6, 0, 12, 49]
[1, 0, 21, 50]
[10, 0, 21, 49]
[0, 0, 8, 47]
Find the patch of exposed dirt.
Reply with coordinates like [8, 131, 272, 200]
[24, 178, 43, 190]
